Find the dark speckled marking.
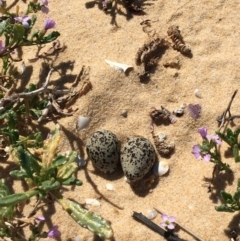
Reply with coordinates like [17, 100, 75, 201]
[86, 130, 120, 174]
[120, 137, 155, 182]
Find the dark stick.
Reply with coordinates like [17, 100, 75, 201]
[217, 90, 238, 130]
[132, 211, 187, 241]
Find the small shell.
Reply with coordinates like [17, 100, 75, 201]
[146, 209, 158, 220]
[194, 89, 202, 98]
[105, 59, 133, 73]
[106, 183, 115, 191]
[169, 115, 177, 124]
[121, 110, 128, 118]
[157, 133, 167, 143]
[173, 108, 184, 117]
[152, 161, 169, 176]
[76, 116, 91, 130]
[85, 198, 100, 207]
[74, 236, 82, 241]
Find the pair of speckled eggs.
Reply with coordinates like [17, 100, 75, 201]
[86, 130, 155, 182]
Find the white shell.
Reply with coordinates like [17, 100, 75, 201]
[106, 183, 115, 191]
[76, 155, 86, 167]
[74, 236, 82, 241]
[173, 108, 184, 117]
[146, 209, 158, 220]
[152, 161, 169, 176]
[85, 198, 100, 207]
[157, 133, 167, 143]
[76, 116, 91, 130]
[169, 115, 177, 124]
[105, 59, 133, 73]
[194, 89, 202, 98]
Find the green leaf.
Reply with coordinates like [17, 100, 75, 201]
[215, 205, 235, 212]
[0, 20, 7, 35]
[12, 24, 25, 43]
[233, 144, 240, 162]
[17, 146, 41, 179]
[0, 179, 14, 218]
[216, 130, 232, 146]
[41, 31, 60, 43]
[10, 169, 28, 178]
[0, 189, 39, 207]
[233, 190, 240, 203]
[39, 179, 60, 192]
[56, 196, 113, 239]
[51, 155, 67, 168]
[7, 111, 17, 129]
[62, 176, 82, 186]
[57, 162, 78, 181]
[220, 190, 234, 203]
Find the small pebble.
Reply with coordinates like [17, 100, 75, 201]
[152, 161, 169, 176]
[146, 209, 158, 220]
[106, 183, 115, 191]
[121, 110, 128, 118]
[85, 198, 100, 207]
[74, 236, 81, 241]
[194, 89, 202, 98]
[76, 115, 91, 130]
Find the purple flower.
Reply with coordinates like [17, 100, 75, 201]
[198, 127, 222, 146]
[39, 0, 49, 14]
[192, 145, 211, 162]
[44, 17, 55, 30]
[207, 134, 222, 145]
[35, 216, 45, 222]
[14, 15, 31, 28]
[102, 0, 108, 7]
[0, 40, 5, 52]
[160, 214, 176, 230]
[48, 225, 61, 239]
[0, 0, 6, 7]
[198, 127, 208, 138]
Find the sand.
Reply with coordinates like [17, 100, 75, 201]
[2, 0, 240, 240]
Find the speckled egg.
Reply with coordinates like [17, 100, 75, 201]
[86, 130, 120, 174]
[120, 137, 155, 182]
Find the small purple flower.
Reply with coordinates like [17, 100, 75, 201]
[198, 127, 208, 138]
[192, 145, 201, 160]
[160, 214, 176, 230]
[48, 225, 61, 239]
[39, 0, 49, 14]
[198, 127, 222, 146]
[0, 40, 5, 52]
[207, 134, 222, 146]
[44, 17, 55, 30]
[35, 216, 45, 222]
[0, 0, 6, 7]
[192, 145, 211, 162]
[102, 0, 108, 7]
[14, 15, 31, 28]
